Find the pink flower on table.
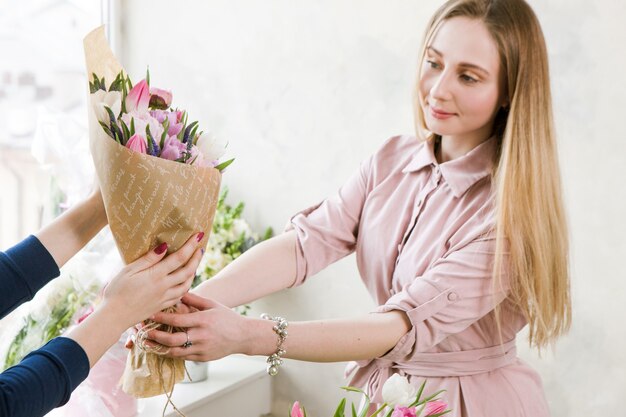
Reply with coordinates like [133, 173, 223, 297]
[126, 133, 147, 154]
[423, 400, 447, 416]
[290, 401, 304, 417]
[149, 87, 172, 110]
[126, 79, 150, 113]
[160, 136, 186, 160]
[391, 406, 416, 417]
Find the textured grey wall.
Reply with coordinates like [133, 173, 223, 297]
[122, 1, 626, 415]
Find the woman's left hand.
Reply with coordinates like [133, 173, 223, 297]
[147, 292, 248, 361]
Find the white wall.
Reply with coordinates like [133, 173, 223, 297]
[121, 1, 626, 415]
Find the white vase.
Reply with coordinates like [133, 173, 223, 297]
[181, 360, 208, 383]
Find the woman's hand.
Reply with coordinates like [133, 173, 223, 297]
[67, 232, 205, 367]
[146, 292, 249, 362]
[125, 298, 197, 349]
[101, 232, 205, 331]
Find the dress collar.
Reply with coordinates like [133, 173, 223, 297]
[402, 136, 496, 197]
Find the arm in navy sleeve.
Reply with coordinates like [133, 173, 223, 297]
[0, 338, 89, 417]
[0, 236, 90, 416]
[0, 235, 60, 319]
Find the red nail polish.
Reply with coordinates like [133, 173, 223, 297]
[196, 232, 204, 242]
[154, 242, 168, 255]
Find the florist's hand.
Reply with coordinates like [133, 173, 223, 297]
[147, 292, 247, 361]
[102, 232, 204, 330]
[125, 300, 198, 349]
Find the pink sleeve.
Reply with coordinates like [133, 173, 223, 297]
[285, 158, 371, 288]
[376, 230, 510, 360]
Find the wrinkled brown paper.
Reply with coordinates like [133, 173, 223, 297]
[84, 26, 221, 398]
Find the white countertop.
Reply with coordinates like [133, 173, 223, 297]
[137, 355, 271, 417]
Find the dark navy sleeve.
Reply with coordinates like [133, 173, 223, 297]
[0, 337, 90, 417]
[1, 237, 90, 415]
[0, 235, 60, 319]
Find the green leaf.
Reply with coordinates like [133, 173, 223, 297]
[262, 227, 274, 241]
[351, 403, 358, 417]
[418, 389, 446, 405]
[105, 106, 123, 143]
[215, 158, 235, 172]
[121, 77, 128, 113]
[146, 66, 150, 86]
[368, 404, 389, 417]
[340, 386, 366, 395]
[109, 72, 123, 92]
[333, 398, 346, 417]
[130, 117, 135, 136]
[183, 120, 198, 144]
[416, 379, 426, 402]
[189, 124, 199, 145]
[120, 119, 131, 143]
[146, 125, 155, 155]
[99, 121, 116, 141]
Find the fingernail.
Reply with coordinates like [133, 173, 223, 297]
[154, 242, 168, 255]
[196, 232, 205, 242]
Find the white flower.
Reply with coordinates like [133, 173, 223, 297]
[204, 249, 226, 272]
[381, 374, 418, 407]
[91, 89, 122, 124]
[232, 219, 253, 239]
[196, 132, 227, 163]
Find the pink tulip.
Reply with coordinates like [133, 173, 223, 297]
[290, 401, 304, 417]
[160, 136, 186, 160]
[126, 79, 150, 113]
[149, 87, 172, 110]
[126, 133, 147, 154]
[423, 400, 447, 416]
[391, 406, 416, 417]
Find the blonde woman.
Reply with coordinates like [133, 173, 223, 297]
[148, 0, 570, 415]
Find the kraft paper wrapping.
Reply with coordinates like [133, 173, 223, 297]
[84, 26, 221, 398]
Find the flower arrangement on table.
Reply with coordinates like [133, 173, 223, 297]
[290, 375, 451, 417]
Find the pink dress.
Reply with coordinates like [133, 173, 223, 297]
[287, 135, 551, 416]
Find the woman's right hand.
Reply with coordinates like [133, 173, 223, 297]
[101, 232, 205, 331]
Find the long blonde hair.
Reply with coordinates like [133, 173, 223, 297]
[414, 0, 571, 349]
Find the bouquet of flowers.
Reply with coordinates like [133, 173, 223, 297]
[290, 375, 450, 417]
[83, 26, 227, 399]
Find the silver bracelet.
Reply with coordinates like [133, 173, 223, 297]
[260, 313, 288, 376]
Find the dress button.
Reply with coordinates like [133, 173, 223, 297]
[447, 292, 458, 301]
